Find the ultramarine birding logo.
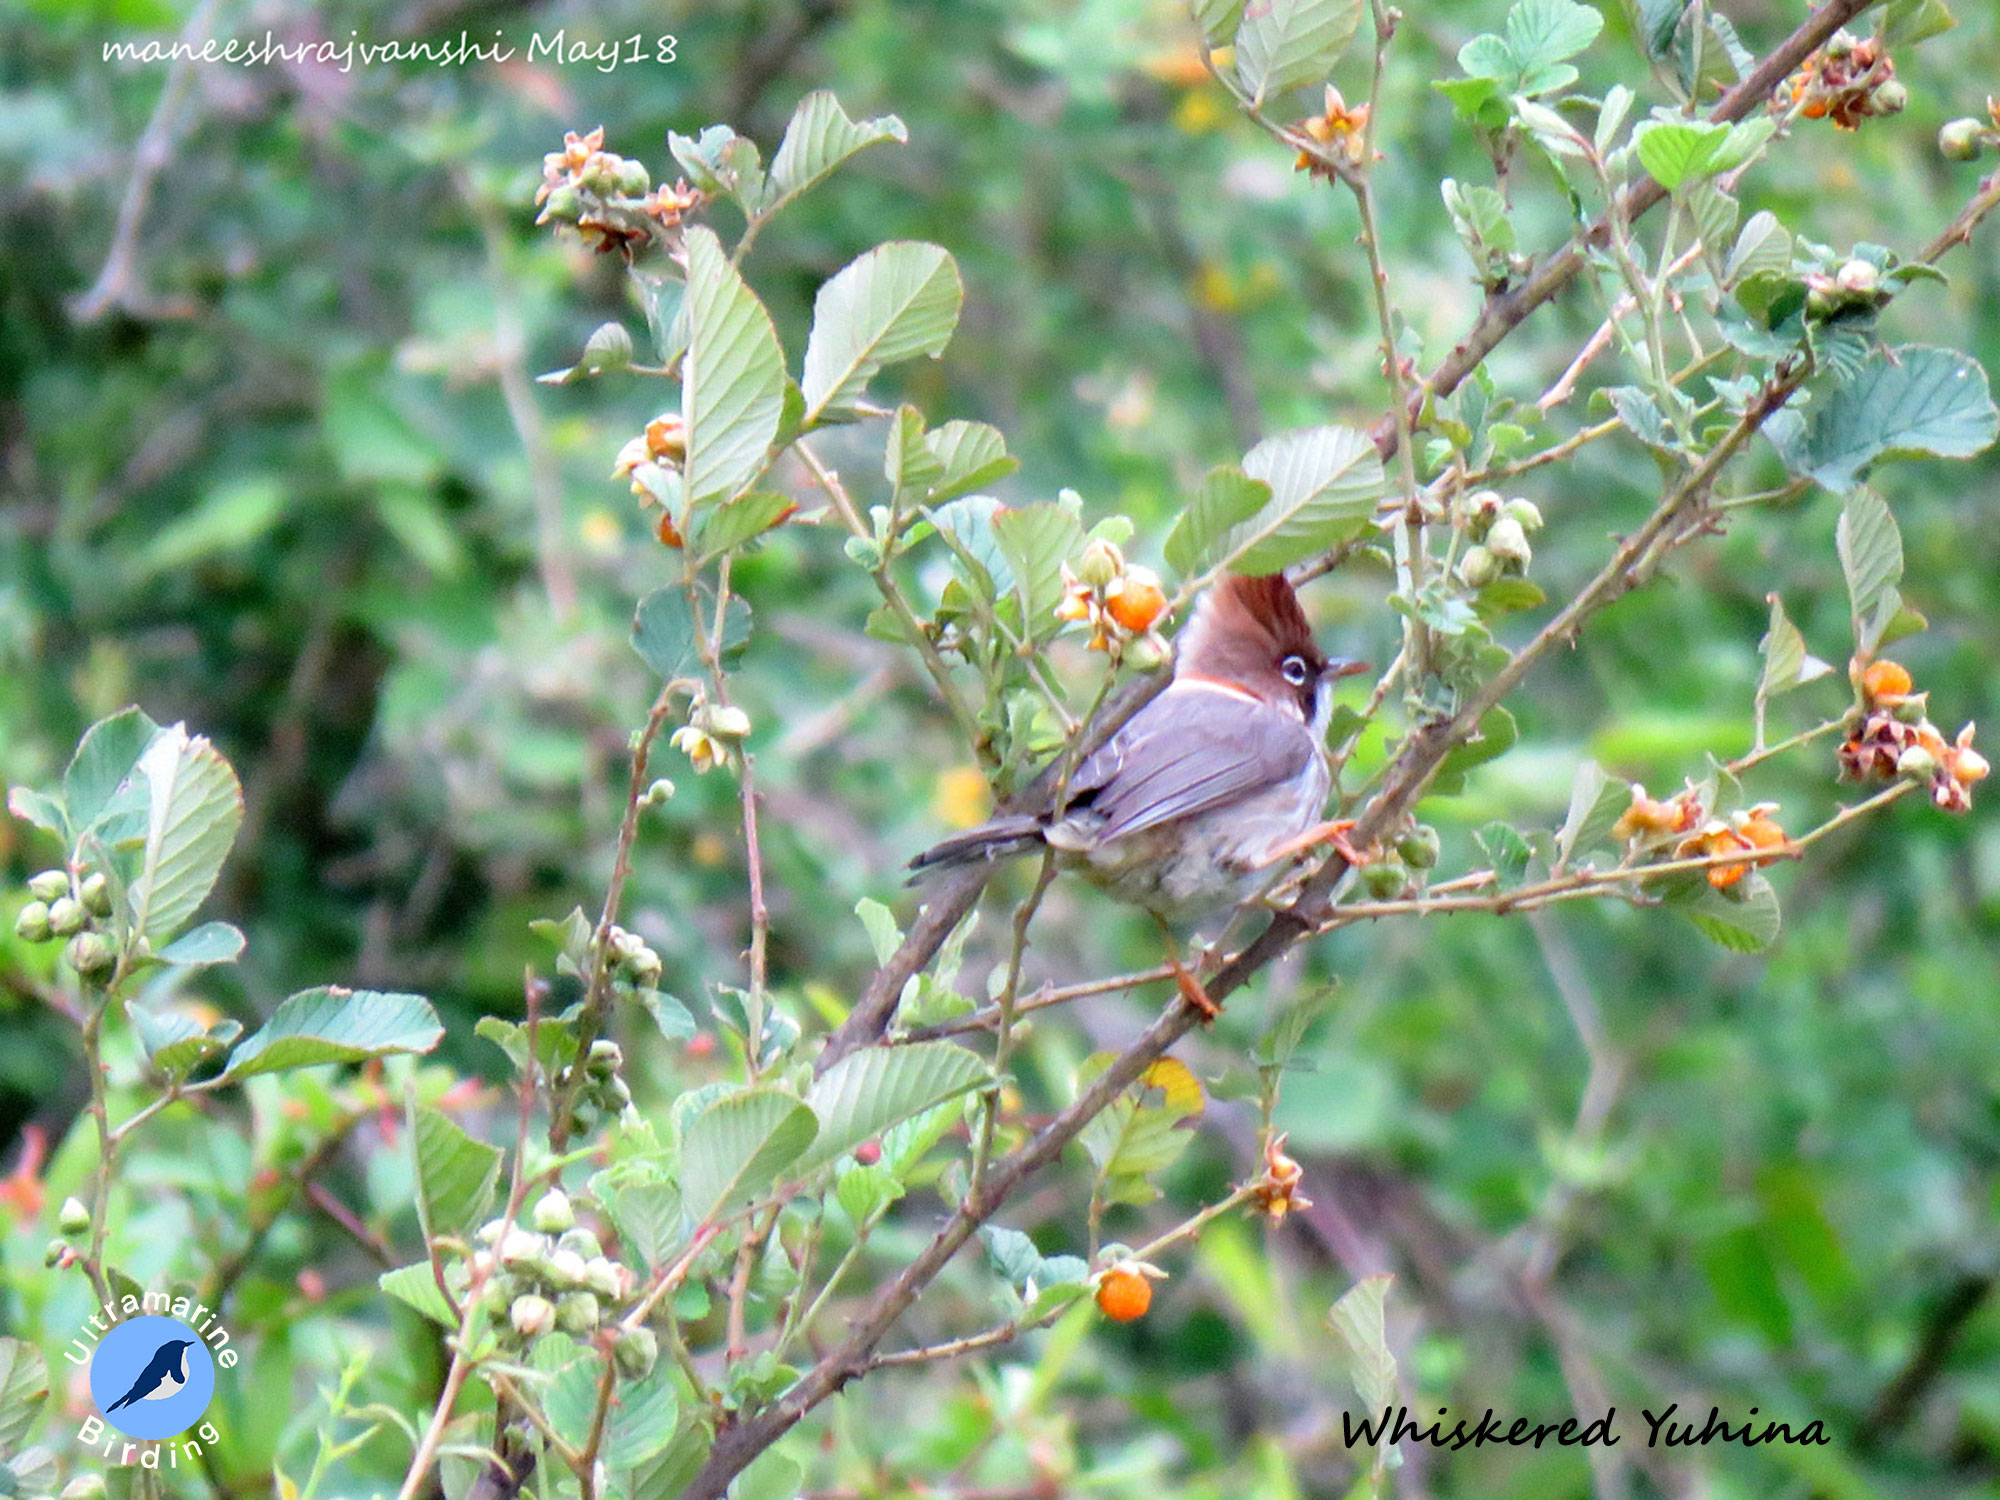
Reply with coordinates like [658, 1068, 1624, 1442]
[86, 1316, 215, 1441]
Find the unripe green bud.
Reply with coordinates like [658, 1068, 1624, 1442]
[556, 1291, 601, 1334]
[557, 1227, 603, 1260]
[532, 1190, 575, 1235]
[1836, 260, 1880, 297]
[547, 1246, 589, 1288]
[66, 932, 114, 974]
[1500, 497, 1543, 533]
[79, 871, 111, 917]
[642, 777, 676, 806]
[615, 159, 651, 197]
[1485, 516, 1533, 570]
[14, 902, 51, 944]
[541, 184, 582, 221]
[28, 870, 70, 903]
[44, 1237, 67, 1268]
[499, 1228, 545, 1267]
[1869, 79, 1907, 116]
[1122, 633, 1171, 672]
[1359, 858, 1411, 900]
[59, 1196, 90, 1236]
[1457, 545, 1499, 588]
[1075, 537, 1124, 589]
[1455, 489, 1502, 536]
[1897, 745, 1938, 780]
[703, 704, 752, 740]
[510, 1293, 556, 1339]
[584, 1255, 625, 1300]
[1940, 118, 1986, 162]
[587, 1039, 623, 1074]
[613, 1326, 659, 1379]
[48, 897, 88, 937]
[1396, 825, 1442, 870]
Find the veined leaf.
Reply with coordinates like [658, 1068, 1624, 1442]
[126, 724, 244, 944]
[1836, 490, 1905, 653]
[129, 1001, 236, 1081]
[157, 921, 245, 967]
[799, 1040, 989, 1173]
[801, 242, 962, 424]
[767, 92, 908, 210]
[1555, 761, 1628, 867]
[692, 491, 795, 563]
[1803, 345, 1999, 493]
[924, 420, 1017, 504]
[1328, 1274, 1398, 1413]
[1758, 593, 1833, 702]
[0, 1338, 50, 1454]
[221, 988, 443, 1080]
[1076, 1056, 1204, 1206]
[1217, 426, 1383, 574]
[680, 1088, 818, 1225]
[64, 707, 161, 840]
[1164, 466, 1271, 581]
[1234, 0, 1365, 104]
[1682, 872, 1783, 953]
[681, 226, 786, 507]
[378, 1263, 456, 1327]
[1635, 119, 1729, 190]
[992, 501, 1084, 630]
[410, 1102, 502, 1243]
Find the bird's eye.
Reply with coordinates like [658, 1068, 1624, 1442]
[1280, 654, 1310, 686]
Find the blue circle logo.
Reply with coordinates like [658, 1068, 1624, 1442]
[88, 1316, 215, 1440]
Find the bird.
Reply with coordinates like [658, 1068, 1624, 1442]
[910, 572, 1365, 1015]
[103, 1338, 196, 1414]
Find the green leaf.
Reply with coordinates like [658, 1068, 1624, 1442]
[799, 1040, 990, 1173]
[981, 1225, 1089, 1293]
[410, 1102, 502, 1243]
[800, 242, 963, 424]
[1475, 821, 1534, 886]
[1193, 0, 1246, 44]
[1836, 490, 1905, 654]
[1556, 761, 1628, 867]
[1634, 0, 1688, 59]
[679, 1088, 818, 1225]
[1881, 0, 1956, 48]
[1725, 210, 1792, 287]
[631, 586, 751, 679]
[681, 226, 786, 507]
[1803, 345, 2000, 492]
[1076, 1056, 1204, 1206]
[64, 707, 160, 837]
[1683, 873, 1782, 953]
[0, 1339, 49, 1454]
[597, 1171, 686, 1271]
[1327, 1274, 1398, 1413]
[1164, 466, 1271, 581]
[126, 723, 245, 945]
[4, 786, 64, 841]
[1758, 593, 1833, 701]
[833, 1162, 901, 1225]
[853, 898, 902, 967]
[128, 1001, 235, 1081]
[1219, 426, 1383, 574]
[1634, 119, 1729, 190]
[1233, 0, 1365, 103]
[884, 406, 944, 502]
[924, 420, 1017, 504]
[132, 476, 285, 581]
[766, 91, 908, 210]
[692, 491, 794, 563]
[1431, 705, 1519, 795]
[156, 920, 244, 967]
[992, 501, 1085, 629]
[628, 1417, 712, 1500]
[1504, 0, 1604, 76]
[378, 1262, 456, 1325]
[734, 1449, 805, 1500]
[221, 988, 443, 1080]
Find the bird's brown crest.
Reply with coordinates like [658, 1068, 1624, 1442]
[1176, 573, 1326, 697]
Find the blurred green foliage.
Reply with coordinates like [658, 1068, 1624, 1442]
[4, 0, 2000, 1497]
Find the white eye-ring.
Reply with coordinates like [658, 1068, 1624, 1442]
[1280, 655, 1310, 686]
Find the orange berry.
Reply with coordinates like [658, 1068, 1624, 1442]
[1861, 659, 1912, 705]
[1803, 98, 1828, 119]
[1096, 1267, 1152, 1322]
[1105, 571, 1167, 633]
[656, 511, 684, 549]
[1739, 815, 1788, 857]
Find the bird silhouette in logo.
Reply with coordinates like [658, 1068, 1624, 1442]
[103, 1338, 197, 1414]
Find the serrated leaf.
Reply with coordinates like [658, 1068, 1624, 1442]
[128, 1001, 233, 1081]
[632, 585, 750, 679]
[1635, 120, 1728, 190]
[885, 405, 944, 501]
[1635, 0, 1689, 59]
[767, 91, 907, 210]
[64, 707, 160, 836]
[1506, 0, 1604, 70]
[1803, 345, 1999, 493]
[378, 1263, 455, 1326]
[1076, 1056, 1204, 1205]
[853, 898, 902, 967]
[1328, 1274, 1398, 1413]
[692, 491, 794, 563]
[801, 242, 962, 424]
[1683, 873, 1782, 953]
[411, 1102, 502, 1243]
[1556, 762, 1628, 866]
[833, 1162, 901, 1226]
[598, 1171, 686, 1271]
[680, 1088, 818, 1225]
[1881, 0, 1956, 48]
[1433, 706, 1519, 795]
[1836, 490, 1904, 652]
[1725, 210, 1791, 287]
[924, 420, 1017, 504]
[1194, 0, 1246, 44]
[126, 724, 244, 944]
[1234, 0, 1365, 103]
[5, 786, 64, 840]
[992, 501, 1084, 628]
[799, 1040, 989, 1173]
[1252, 986, 1338, 1069]
[1219, 426, 1383, 574]
[1758, 594, 1833, 701]
[221, 988, 442, 1080]
[157, 920, 245, 967]
[1164, 466, 1271, 580]
[0, 1339, 49, 1454]
[681, 226, 786, 507]
[1474, 820, 1533, 886]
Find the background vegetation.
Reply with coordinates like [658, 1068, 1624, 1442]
[3, 0, 2000, 1497]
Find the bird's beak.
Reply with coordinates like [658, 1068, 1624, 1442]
[1324, 658, 1369, 681]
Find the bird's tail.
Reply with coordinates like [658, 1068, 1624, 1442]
[106, 1393, 135, 1413]
[907, 815, 1046, 879]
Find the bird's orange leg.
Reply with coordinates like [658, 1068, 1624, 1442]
[1151, 914, 1221, 1022]
[1260, 818, 1376, 869]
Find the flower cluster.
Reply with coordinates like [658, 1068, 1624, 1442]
[1055, 539, 1169, 655]
[471, 1191, 656, 1374]
[1838, 659, 1987, 812]
[1453, 491, 1542, 587]
[1250, 1132, 1312, 1223]
[672, 700, 752, 773]
[613, 412, 690, 545]
[15, 866, 117, 975]
[1614, 786, 1791, 890]
[536, 126, 704, 258]
[1293, 86, 1370, 179]
[1776, 32, 1906, 131]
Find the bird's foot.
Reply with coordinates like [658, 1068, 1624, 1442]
[1263, 818, 1377, 870]
[1170, 955, 1222, 1023]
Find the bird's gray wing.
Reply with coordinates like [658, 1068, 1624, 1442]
[1067, 687, 1315, 843]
